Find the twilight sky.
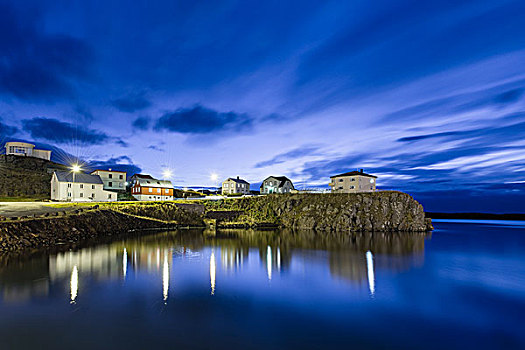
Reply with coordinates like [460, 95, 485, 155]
[1, 0, 525, 212]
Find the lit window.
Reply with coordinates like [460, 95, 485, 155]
[165, 189, 169, 193]
[149, 188, 152, 192]
[157, 188, 161, 193]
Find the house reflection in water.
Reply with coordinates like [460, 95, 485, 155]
[0, 229, 430, 303]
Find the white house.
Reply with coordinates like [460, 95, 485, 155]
[51, 171, 117, 202]
[221, 176, 250, 195]
[90, 169, 127, 191]
[260, 176, 294, 194]
[5, 141, 51, 161]
[329, 169, 377, 193]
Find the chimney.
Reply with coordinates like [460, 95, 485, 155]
[360, 169, 363, 173]
[237, 176, 240, 180]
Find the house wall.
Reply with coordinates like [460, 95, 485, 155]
[51, 177, 117, 202]
[131, 186, 174, 196]
[222, 179, 250, 195]
[92, 170, 126, 191]
[329, 175, 376, 193]
[32, 149, 51, 161]
[261, 177, 294, 194]
[132, 194, 174, 201]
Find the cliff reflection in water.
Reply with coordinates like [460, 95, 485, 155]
[0, 229, 430, 303]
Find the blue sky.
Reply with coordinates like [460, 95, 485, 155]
[1, 0, 525, 212]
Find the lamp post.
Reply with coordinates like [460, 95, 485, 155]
[71, 164, 81, 202]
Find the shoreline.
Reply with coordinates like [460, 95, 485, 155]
[426, 212, 525, 221]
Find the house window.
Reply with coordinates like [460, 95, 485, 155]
[68, 183, 72, 188]
[350, 186, 355, 189]
[108, 182, 113, 187]
[224, 183, 228, 188]
[68, 192, 71, 197]
[92, 193, 95, 198]
[80, 184, 84, 189]
[149, 188, 152, 192]
[339, 179, 343, 182]
[109, 174, 113, 179]
[165, 189, 169, 194]
[338, 186, 343, 190]
[157, 188, 161, 193]
[80, 193, 84, 198]
[92, 185, 95, 189]
[350, 178, 355, 181]
[119, 183, 123, 187]
[108, 194, 112, 199]
[119, 175, 123, 179]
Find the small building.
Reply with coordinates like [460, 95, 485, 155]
[51, 171, 117, 202]
[5, 141, 51, 161]
[222, 176, 250, 195]
[90, 169, 127, 191]
[130, 175, 174, 201]
[260, 176, 294, 194]
[329, 169, 377, 193]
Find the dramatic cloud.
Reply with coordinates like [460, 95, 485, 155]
[0, 2, 93, 100]
[21, 117, 110, 145]
[1, 0, 524, 212]
[154, 105, 252, 134]
[111, 92, 152, 113]
[0, 120, 18, 140]
[132, 116, 151, 131]
[88, 156, 142, 176]
[255, 145, 323, 168]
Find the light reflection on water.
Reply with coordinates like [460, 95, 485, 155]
[0, 223, 523, 350]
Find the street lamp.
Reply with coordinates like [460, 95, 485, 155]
[71, 164, 81, 202]
[162, 169, 173, 180]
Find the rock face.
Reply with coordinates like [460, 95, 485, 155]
[0, 155, 67, 199]
[203, 192, 432, 232]
[112, 202, 205, 226]
[0, 209, 176, 253]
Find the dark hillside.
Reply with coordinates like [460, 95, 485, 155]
[0, 155, 68, 200]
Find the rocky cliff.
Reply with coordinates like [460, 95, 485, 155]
[203, 192, 432, 232]
[0, 155, 67, 199]
[0, 209, 175, 253]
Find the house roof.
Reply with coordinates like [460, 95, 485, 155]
[91, 169, 126, 174]
[54, 171, 103, 184]
[330, 171, 377, 179]
[261, 176, 293, 188]
[225, 177, 250, 185]
[135, 178, 174, 189]
[130, 174, 154, 179]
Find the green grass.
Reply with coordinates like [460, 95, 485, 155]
[0, 196, 49, 202]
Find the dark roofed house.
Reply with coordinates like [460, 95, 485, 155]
[329, 169, 377, 193]
[260, 176, 294, 194]
[130, 174, 155, 181]
[222, 176, 250, 195]
[51, 171, 117, 202]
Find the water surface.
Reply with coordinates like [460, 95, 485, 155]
[0, 221, 524, 349]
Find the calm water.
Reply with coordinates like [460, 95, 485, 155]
[0, 221, 524, 349]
